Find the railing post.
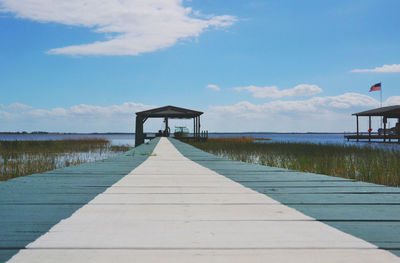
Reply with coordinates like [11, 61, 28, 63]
[383, 117, 387, 143]
[368, 116, 371, 142]
[356, 115, 359, 142]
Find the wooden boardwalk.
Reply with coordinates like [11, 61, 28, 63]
[2, 138, 400, 262]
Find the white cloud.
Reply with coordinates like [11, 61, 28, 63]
[0, 110, 12, 119]
[384, 96, 400, 106]
[0, 102, 155, 132]
[206, 84, 220, 91]
[0, 102, 32, 111]
[234, 84, 322, 98]
[351, 64, 400, 73]
[1, 94, 399, 133]
[210, 93, 378, 116]
[204, 93, 395, 132]
[0, 0, 236, 56]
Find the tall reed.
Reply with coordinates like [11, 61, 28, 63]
[0, 139, 132, 181]
[188, 138, 400, 187]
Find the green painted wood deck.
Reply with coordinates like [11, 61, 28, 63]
[1, 137, 400, 262]
[0, 138, 159, 262]
[170, 138, 400, 257]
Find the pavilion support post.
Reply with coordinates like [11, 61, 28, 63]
[193, 117, 196, 138]
[383, 117, 387, 142]
[194, 117, 197, 140]
[135, 116, 145, 147]
[165, 117, 169, 136]
[198, 117, 201, 138]
[368, 116, 371, 142]
[356, 115, 359, 142]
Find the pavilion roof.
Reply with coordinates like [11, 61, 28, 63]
[136, 105, 203, 119]
[353, 105, 400, 118]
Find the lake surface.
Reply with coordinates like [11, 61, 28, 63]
[210, 133, 349, 144]
[2, 132, 398, 148]
[0, 133, 136, 146]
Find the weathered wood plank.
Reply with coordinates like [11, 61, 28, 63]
[0, 139, 159, 262]
[170, 138, 400, 257]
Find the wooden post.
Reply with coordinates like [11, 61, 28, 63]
[383, 117, 387, 142]
[368, 116, 371, 142]
[198, 117, 201, 137]
[356, 115, 359, 142]
[195, 117, 198, 139]
[135, 116, 144, 147]
[193, 117, 195, 139]
[396, 118, 400, 143]
[165, 117, 169, 136]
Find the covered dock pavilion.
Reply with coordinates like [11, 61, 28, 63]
[135, 105, 207, 147]
[345, 105, 400, 143]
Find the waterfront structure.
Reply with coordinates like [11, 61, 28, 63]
[346, 105, 400, 143]
[3, 138, 400, 262]
[135, 105, 204, 147]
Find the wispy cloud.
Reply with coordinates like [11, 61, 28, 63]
[0, 102, 32, 111]
[210, 92, 378, 116]
[205, 93, 398, 132]
[234, 84, 322, 98]
[0, 0, 236, 56]
[0, 102, 139, 120]
[351, 64, 400, 73]
[206, 84, 220, 91]
[2, 94, 398, 132]
[384, 96, 400, 106]
[0, 102, 154, 131]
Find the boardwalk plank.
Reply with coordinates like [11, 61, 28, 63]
[0, 139, 159, 262]
[170, 138, 400, 258]
[2, 138, 400, 262]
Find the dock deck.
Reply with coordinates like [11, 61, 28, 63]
[2, 138, 400, 262]
[345, 134, 400, 143]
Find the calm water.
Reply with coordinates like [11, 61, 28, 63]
[209, 133, 349, 144]
[2, 132, 398, 148]
[210, 133, 400, 149]
[0, 132, 386, 146]
[0, 133, 136, 146]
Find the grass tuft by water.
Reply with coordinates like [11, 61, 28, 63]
[0, 139, 132, 181]
[188, 138, 400, 187]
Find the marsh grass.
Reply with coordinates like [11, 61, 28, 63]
[0, 139, 132, 181]
[188, 138, 400, 187]
[210, 137, 270, 143]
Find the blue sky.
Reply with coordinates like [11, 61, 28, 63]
[0, 0, 399, 132]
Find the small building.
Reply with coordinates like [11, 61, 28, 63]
[135, 105, 207, 147]
[345, 105, 400, 143]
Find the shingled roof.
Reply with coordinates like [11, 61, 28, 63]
[353, 105, 400, 118]
[136, 105, 203, 118]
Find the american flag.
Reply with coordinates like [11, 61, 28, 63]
[369, 83, 381, 92]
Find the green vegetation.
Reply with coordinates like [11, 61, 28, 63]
[0, 139, 132, 181]
[188, 137, 400, 187]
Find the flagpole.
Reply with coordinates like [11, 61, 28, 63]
[380, 83, 383, 129]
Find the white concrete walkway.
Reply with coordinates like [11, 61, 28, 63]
[8, 138, 400, 262]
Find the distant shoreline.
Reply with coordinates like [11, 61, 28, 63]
[0, 131, 353, 135]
